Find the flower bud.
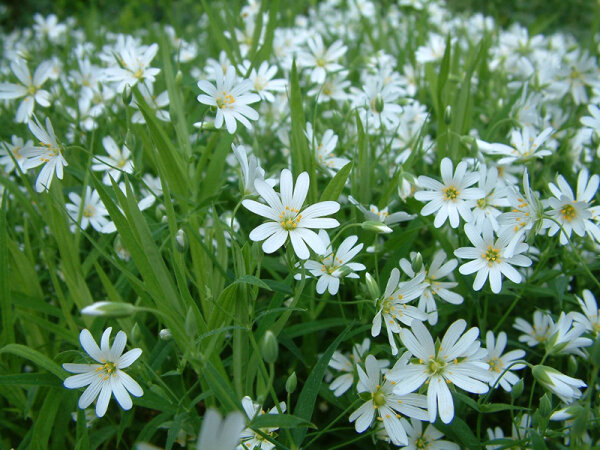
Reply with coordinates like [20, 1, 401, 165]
[260, 330, 279, 364]
[114, 235, 130, 261]
[175, 229, 188, 253]
[175, 70, 183, 85]
[590, 337, 600, 367]
[122, 84, 132, 105]
[539, 393, 552, 418]
[286, 371, 297, 393]
[373, 94, 385, 113]
[159, 328, 172, 340]
[155, 204, 166, 221]
[567, 355, 578, 374]
[411, 252, 424, 273]
[444, 105, 452, 125]
[365, 272, 380, 299]
[81, 301, 136, 318]
[511, 378, 524, 400]
[361, 220, 393, 234]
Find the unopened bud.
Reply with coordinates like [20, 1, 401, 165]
[361, 220, 393, 234]
[411, 252, 424, 273]
[155, 204, 166, 221]
[591, 337, 600, 366]
[131, 322, 141, 342]
[175, 229, 188, 253]
[511, 378, 524, 400]
[539, 393, 552, 418]
[286, 371, 297, 393]
[444, 105, 452, 125]
[114, 235, 130, 261]
[175, 70, 183, 85]
[122, 84, 132, 105]
[374, 94, 385, 113]
[365, 272, 380, 299]
[159, 328, 172, 340]
[567, 355, 578, 374]
[81, 301, 135, 318]
[125, 130, 135, 151]
[260, 330, 279, 364]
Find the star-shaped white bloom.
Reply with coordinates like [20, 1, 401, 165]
[415, 157, 484, 228]
[477, 126, 554, 164]
[238, 396, 286, 450]
[513, 310, 554, 348]
[397, 418, 460, 450]
[483, 331, 526, 392]
[197, 66, 260, 134]
[454, 223, 532, 294]
[242, 169, 340, 259]
[91, 136, 134, 185]
[63, 328, 143, 418]
[571, 289, 600, 337]
[387, 319, 490, 424]
[66, 188, 111, 233]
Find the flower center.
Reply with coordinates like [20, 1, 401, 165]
[134, 69, 143, 79]
[83, 205, 96, 218]
[12, 146, 22, 159]
[28, 85, 38, 95]
[373, 389, 386, 407]
[216, 91, 235, 109]
[560, 203, 577, 221]
[322, 82, 333, 96]
[426, 357, 446, 375]
[254, 76, 266, 91]
[415, 434, 430, 449]
[443, 186, 458, 201]
[488, 356, 503, 373]
[484, 246, 500, 266]
[279, 206, 301, 231]
[95, 361, 117, 380]
[476, 197, 487, 209]
[316, 57, 326, 67]
[118, 158, 127, 168]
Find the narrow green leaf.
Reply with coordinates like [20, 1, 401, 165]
[233, 275, 273, 291]
[292, 325, 352, 445]
[0, 373, 62, 387]
[30, 389, 62, 450]
[435, 416, 480, 449]
[289, 61, 313, 192]
[0, 344, 64, 379]
[320, 162, 353, 202]
[0, 195, 13, 345]
[251, 413, 314, 430]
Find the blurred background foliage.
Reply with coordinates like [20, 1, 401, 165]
[0, 0, 598, 36]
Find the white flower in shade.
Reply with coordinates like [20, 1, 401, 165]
[21, 117, 68, 192]
[91, 136, 134, 185]
[103, 42, 160, 93]
[486, 415, 531, 450]
[399, 250, 463, 325]
[196, 409, 246, 450]
[0, 135, 35, 173]
[397, 418, 459, 450]
[348, 195, 416, 232]
[328, 338, 387, 397]
[307, 71, 351, 104]
[571, 290, 600, 336]
[415, 33, 447, 64]
[415, 158, 483, 228]
[349, 355, 429, 446]
[63, 328, 143, 418]
[454, 223, 532, 294]
[546, 169, 600, 245]
[66, 188, 111, 233]
[232, 144, 273, 196]
[238, 396, 286, 450]
[371, 268, 428, 355]
[532, 365, 586, 404]
[497, 169, 549, 257]
[470, 165, 510, 232]
[580, 104, 600, 138]
[514, 310, 554, 348]
[197, 66, 260, 134]
[294, 230, 365, 295]
[0, 59, 53, 123]
[238, 60, 287, 103]
[242, 169, 340, 259]
[483, 331, 526, 392]
[298, 34, 347, 84]
[351, 76, 404, 131]
[477, 127, 554, 164]
[131, 84, 170, 124]
[546, 312, 592, 357]
[387, 319, 490, 424]
[305, 123, 349, 173]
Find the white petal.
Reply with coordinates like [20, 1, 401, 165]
[78, 377, 103, 409]
[79, 329, 104, 363]
[95, 381, 113, 417]
[118, 371, 144, 397]
[111, 376, 133, 410]
[117, 348, 142, 369]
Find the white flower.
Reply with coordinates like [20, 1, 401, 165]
[532, 365, 586, 404]
[103, 42, 160, 93]
[238, 60, 287, 103]
[328, 338, 387, 397]
[0, 59, 53, 123]
[305, 123, 349, 173]
[454, 223, 532, 294]
[91, 136, 134, 185]
[22, 117, 68, 192]
[238, 396, 286, 450]
[546, 312, 592, 357]
[371, 268, 428, 355]
[298, 34, 347, 84]
[0, 135, 35, 173]
[232, 144, 273, 196]
[66, 188, 111, 233]
[294, 230, 365, 295]
[242, 169, 340, 259]
[197, 66, 260, 134]
[63, 328, 143, 418]
[196, 409, 245, 450]
[470, 165, 510, 232]
[484, 331, 526, 392]
[546, 169, 600, 245]
[477, 127, 554, 164]
[514, 310, 554, 348]
[399, 250, 463, 325]
[349, 355, 428, 446]
[349, 195, 416, 232]
[351, 76, 404, 131]
[571, 289, 600, 336]
[398, 418, 459, 450]
[580, 104, 600, 139]
[388, 319, 490, 424]
[415, 158, 483, 228]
